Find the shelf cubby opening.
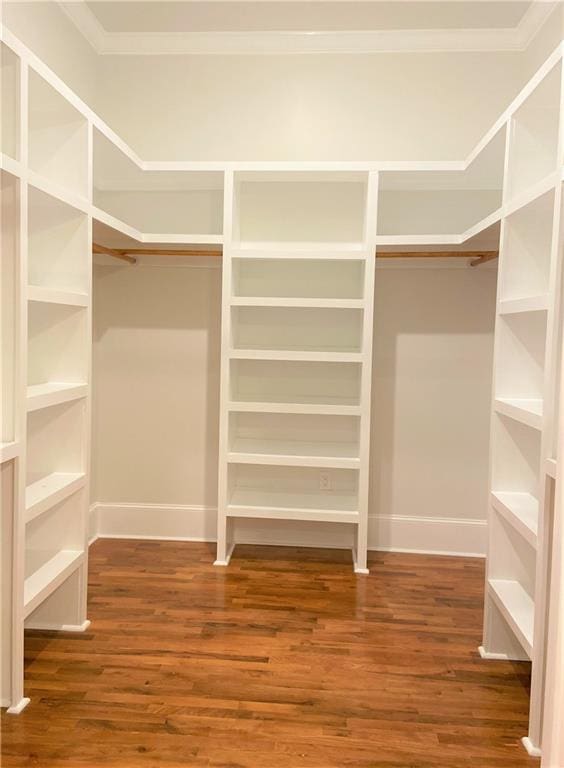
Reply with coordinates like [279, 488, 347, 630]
[230, 359, 362, 408]
[28, 185, 89, 295]
[487, 512, 536, 658]
[28, 302, 88, 393]
[495, 311, 547, 403]
[491, 413, 541, 500]
[378, 129, 505, 236]
[507, 62, 562, 201]
[93, 129, 223, 236]
[233, 171, 368, 245]
[231, 306, 363, 354]
[228, 412, 360, 467]
[28, 70, 88, 199]
[1, 42, 20, 161]
[499, 189, 554, 302]
[24, 489, 85, 618]
[227, 463, 359, 520]
[232, 258, 365, 300]
[26, 399, 85, 490]
[1, 171, 19, 444]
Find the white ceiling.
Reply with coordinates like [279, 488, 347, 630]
[60, 1, 559, 54]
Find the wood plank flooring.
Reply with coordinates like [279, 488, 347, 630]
[1, 541, 537, 767]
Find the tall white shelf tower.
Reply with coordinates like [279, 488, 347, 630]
[1, 37, 92, 713]
[481, 58, 564, 757]
[215, 171, 378, 572]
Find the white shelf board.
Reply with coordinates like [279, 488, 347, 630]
[488, 579, 534, 659]
[27, 382, 88, 412]
[227, 491, 359, 524]
[27, 169, 90, 216]
[494, 398, 543, 430]
[232, 241, 366, 254]
[0, 441, 19, 464]
[503, 170, 558, 220]
[230, 297, 364, 309]
[28, 285, 88, 308]
[230, 247, 367, 260]
[228, 400, 361, 416]
[546, 457, 557, 479]
[491, 491, 538, 549]
[24, 550, 84, 619]
[0, 152, 23, 179]
[228, 438, 360, 469]
[229, 349, 363, 363]
[25, 472, 86, 524]
[499, 295, 549, 315]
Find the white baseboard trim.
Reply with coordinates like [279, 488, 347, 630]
[25, 620, 91, 633]
[521, 737, 542, 758]
[91, 502, 486, 557]
[478, 645, 511, 660]
[6, 697, 30, 715]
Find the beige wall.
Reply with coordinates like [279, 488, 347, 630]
[2, 0, 99, 109]
[92, 261, 496, 554]
[95, 51, 523, 161]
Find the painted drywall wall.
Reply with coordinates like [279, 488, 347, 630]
[2, 0, 99, 110]
[3, 1, 557, 162]
[95, 51, 524, 161]
[91, 261, 496, 555]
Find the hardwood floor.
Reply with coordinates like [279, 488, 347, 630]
[1, 541, 537, 767]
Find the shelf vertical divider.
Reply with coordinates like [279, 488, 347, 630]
[215, 169, 234, 565]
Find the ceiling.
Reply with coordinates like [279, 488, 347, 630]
[59, 1, 558, 54]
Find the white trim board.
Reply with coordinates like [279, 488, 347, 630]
[58, 2, 558, 55]
[90, 502, 487, 557]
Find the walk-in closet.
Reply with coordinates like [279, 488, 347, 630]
[1, 2, 564, 767]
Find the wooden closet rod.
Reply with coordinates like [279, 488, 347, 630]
[92, 243, 498, 268]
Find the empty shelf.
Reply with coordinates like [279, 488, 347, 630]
[228, 489, 359, 524]
[24, 550, 84, 619]
[0, 441, 19, 464]
[230, 349, 363, 363]
[28, 285, 88, 307]
[546, 457, 557, 479]
[491, 491, 538, 548]
[499, 296, 549, 315]
[488, 579, 534, 658]
[26, 472, 86, 524]
[494, 398, 543, 430]
[231, 297, 364, 309]
[228, 438, 360, 469]
[27, 382, 87, 412]
[228, 401, 362, 416]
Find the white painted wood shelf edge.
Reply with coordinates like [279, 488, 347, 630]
[23, 550, 85, 619]
[488, 579, 534, 659]
[25, 472, 86, 525]
[26, 382, 88, 412]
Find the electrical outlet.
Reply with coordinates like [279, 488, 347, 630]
[319, 471, 331, 491]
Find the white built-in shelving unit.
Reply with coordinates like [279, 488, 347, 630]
[480, 55, 564, 759]
[215, 171, 377, 572]
[2, 21, 564, 759]
[0, 33, 93, 715]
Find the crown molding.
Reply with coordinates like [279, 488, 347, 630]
[60, 1, 558, 55]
